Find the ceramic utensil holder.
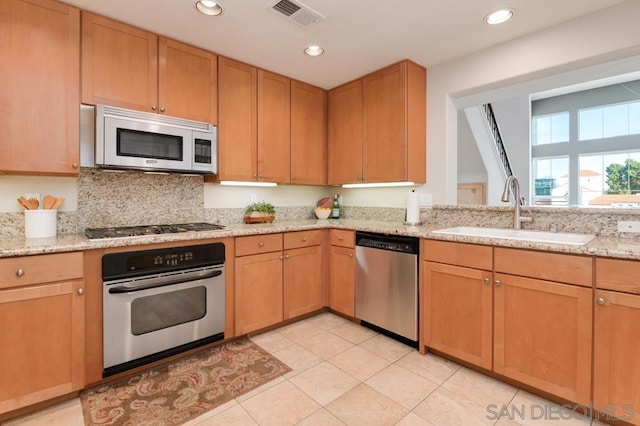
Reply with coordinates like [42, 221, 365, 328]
[25, 209, 57, 238]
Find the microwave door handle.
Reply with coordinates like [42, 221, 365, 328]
[108, 269, 222, 294]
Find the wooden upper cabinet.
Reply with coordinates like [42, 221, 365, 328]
[328, 80, 363, 185]
[217, 57, 258, 181]
[158, 38, 217, 124]
[258, 70, 291, 183]
[81, 12, 158, 112]
[0, 0, 80, 176]
[328, 60, 426, 185]
[363, 60, 426, 183]
[82, 12, 217, 123]
[291, 81, 327, 185]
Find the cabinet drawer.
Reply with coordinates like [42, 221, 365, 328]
[596, 257, 640, 294]
[0, 252, 83, 289]
[284, 230, 323, 249]
[329, 229, 354, 248]
[235, 233, 283, 257]
[495, 247, 592, 287]
[423, 239, 492, 270]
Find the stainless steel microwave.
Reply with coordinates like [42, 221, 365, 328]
[91, 104, 217, 174]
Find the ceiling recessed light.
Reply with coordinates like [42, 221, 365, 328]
[304, 45, 324, 57]
[485, 8, 513, 25]
[196, 0, 223, 16]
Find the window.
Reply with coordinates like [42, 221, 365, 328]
[578, 100, 640, 141]
[532, 112, 569, 145]
[531, 81, 640, 207]
[532, 157, 569, 206]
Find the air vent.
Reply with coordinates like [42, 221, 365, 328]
[269, 0, 325, 26]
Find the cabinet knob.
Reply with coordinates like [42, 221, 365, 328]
[72, 162, 79, 169]
[597, 297, 606, 305]
[151, 105, 157, 111]
[494, 280, 502, 287]
[258, 241, 264, 247]
[259, 174, 263, 179]
[357, 176, 363, 181]
[348, 252, 353, 257]
[16, 268, 24, 277]
[160, 106, 166, 113]
[483, 278, 490, 285]
[77, 288, 84, 296]
[285, 254, 290, 259]
[338, 237, 344, 241]
[302, 237, 308, 242]
[279, 255, 284, 260]
[291, 176, 296, 181]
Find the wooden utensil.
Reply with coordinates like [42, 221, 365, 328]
[27, 198, 39, 209]
[17, 196, 31, 210]
[43, 195, 56, 210]
[51, 197, 65, 210]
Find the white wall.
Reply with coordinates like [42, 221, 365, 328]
[203, 184, 328, 208]
[424, 0, 640, 204]
[0, 176, 77, 213]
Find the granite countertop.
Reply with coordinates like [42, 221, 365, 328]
[1, 219, 640, 260]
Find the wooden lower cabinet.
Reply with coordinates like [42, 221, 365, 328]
[0, 280, 85, 414]
[593, 289, 640, 425]
[423, 262, 492, 369]
[283, 245, 324, 319]
[493, 273, 593, 405]
[328, 245, 355, 316]
[234, 251, 283, 335]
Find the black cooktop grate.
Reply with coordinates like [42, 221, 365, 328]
[85, 223, 225, 239]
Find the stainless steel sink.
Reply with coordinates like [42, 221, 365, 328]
[431, 226, 595, 246]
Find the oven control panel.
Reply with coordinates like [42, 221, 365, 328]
[103, 243, 225, 280]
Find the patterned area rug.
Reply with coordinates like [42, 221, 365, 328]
[80, 338, 290, 425]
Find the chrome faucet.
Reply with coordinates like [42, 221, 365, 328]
[501, 175, 532, 229]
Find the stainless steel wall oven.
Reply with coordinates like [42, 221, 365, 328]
[102, 242, 225, 377]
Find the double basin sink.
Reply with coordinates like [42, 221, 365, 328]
[431, 226, 595, 246]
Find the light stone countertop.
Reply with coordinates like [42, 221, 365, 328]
[1, 218, 640, 260]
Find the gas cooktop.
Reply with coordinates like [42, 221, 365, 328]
[85, 222, 225, 239]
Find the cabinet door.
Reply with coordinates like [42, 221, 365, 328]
[0, 281, 85, 414]
[81, 12, 158, 112]
[493, 273, 592, 405]
[423, 262, 492, 369]
[328, 80, 363, 185]
[235, 252, 283, 335]
[218, 57, 258, 181]
[284, 246, 324, 319]
[328, 245, 355, 316]
[258, 70, 290, 183]
[593, 289, 640, 424]
[0, 0, 80, 175]
[291, 81, 327, 185]
[362, 61, 407, 182]
[158, 38, 217, 124]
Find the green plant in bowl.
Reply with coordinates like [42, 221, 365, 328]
[244, 202, 276, 223]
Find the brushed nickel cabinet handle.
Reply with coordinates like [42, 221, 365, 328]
[494, 280, 502, 287]
[72, 163, 79, 169]
[483, 278, 490, 285]
[597, 297, 606, 305]
[151, 105, 157, 111]
[348, 252, 353, 257]
[16, 268, 24, 277]
[77, 288, 84, 296]
[302, 237, 308, 242]
[160, 106, 166, 113]
[285, 254, 290, 259]
[258, 242, 264, 247]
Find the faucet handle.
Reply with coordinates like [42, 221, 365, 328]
[520, 216, 533, 224]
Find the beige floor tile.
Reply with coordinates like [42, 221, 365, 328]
[235, 376, 287, 403]
[289, 361, 360, 406]
[326, 383, 408, 425]
[365, 364, 438, 410]
[329, 321, 378, 344]
[395, 411, 432, 426]
[503, 390, 592, 425]
[272, 343, 322, 378]
[297, 331, 354, 359]
[296, 408, 346, 425]
[250, 330, 295, 353]
[358, 333, 414, 362]
[3, 397, 84, 426]
[306, 312, 350, 331]
[277, 320, 324, 343]
[412, 386, 493, 426]
[329, 345, 391, 381]
[240, 381, 320, 426]
[182, 399, 238, 425]
[395, 351, 460, 385]
[441, 367, 517, 411]
[194, 403, 258, 425]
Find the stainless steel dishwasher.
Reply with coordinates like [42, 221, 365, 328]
[355, 231, 419, 346]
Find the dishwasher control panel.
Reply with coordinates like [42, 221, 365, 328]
[355, 231, 419, 254]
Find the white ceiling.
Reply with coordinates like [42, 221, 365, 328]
[61, 0, 627, 89]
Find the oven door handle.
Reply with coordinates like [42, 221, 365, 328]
[108, 269, 222, 294]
